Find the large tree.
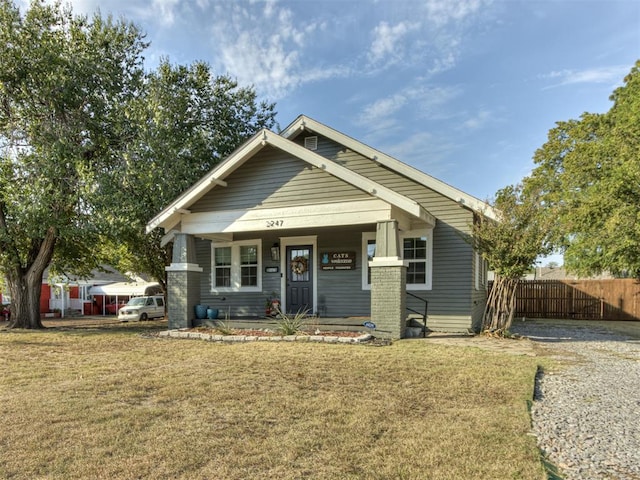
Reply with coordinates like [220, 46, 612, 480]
[100, 60, 277, 292]
[473, 184, 552, 334]
[528, 60, 640, 277]
[0, 0, 147, 328]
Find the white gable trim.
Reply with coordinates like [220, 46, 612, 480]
[147, 128, 435, 233]
[264, 133, 434, 226]
[282, 115, 496, 220]
[146, 130, 268, 233]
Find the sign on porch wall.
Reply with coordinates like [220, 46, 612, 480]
[320, 252, 356, 270]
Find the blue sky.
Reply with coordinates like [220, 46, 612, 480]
[24, 0, 639, 202]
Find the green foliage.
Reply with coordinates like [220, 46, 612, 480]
[473, 184, 553, 333]
[213, 320, 234, 335]
[527, 60, 640, 278]
[0, 0, 147, 327]
[473, 184, 553, 279]
[99, 60, 277, 287]
[275, 307, 308, 335]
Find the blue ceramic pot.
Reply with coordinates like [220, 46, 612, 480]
[206, 308, 218, 320]
[194, 304, 208, 320]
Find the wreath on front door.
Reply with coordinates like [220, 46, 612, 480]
[290, 256, 308, 275]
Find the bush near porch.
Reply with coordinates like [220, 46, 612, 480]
[1, 322, 545, 479]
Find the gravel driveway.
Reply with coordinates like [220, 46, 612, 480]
[511, 320, 640, 480]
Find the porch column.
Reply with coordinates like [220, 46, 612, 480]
[165, 233, 203, 329]
[369, 220, 407, 339]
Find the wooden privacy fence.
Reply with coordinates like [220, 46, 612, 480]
[514, 279, 640, 321]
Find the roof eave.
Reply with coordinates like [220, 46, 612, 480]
[145, 130, 269, 233]
[283, 115, 497, 220]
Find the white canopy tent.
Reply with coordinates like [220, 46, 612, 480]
[89, 282, 162, 315]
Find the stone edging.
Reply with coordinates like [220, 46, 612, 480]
[158, 329, 373, 344]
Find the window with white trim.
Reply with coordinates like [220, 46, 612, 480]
[79, 285, 92, 301]
[214, 246, 232, 287]
[404, 236, 428, 286]
[211, 240, 262, 292]
[475, 251, 488, 290]
[362, 229, 433, 290]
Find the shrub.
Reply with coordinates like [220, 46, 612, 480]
[274, 307, 308, 335]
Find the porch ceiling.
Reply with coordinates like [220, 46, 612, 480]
[178, 198, 434, 236]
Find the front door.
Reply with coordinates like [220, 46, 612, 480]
[286, 245, 313, 314]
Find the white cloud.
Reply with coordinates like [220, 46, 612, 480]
[462, 109, 492, 130]
[20, 0, 494, 110]
[381, 130, 458, 177]
[363, 0, 491, 77]
[360, 94, 409, 126]
[150, 0, 180, 26]
[540, 65, 630, 88]
[368, 21, 420, 65]
[208, 2, 335, 99]
[20, 0, 185, 27]
[356, 84, 461, 132]
[424, 0, 489, 27]
[18, 0, 97, 15]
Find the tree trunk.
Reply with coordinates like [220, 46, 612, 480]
[482, 274, 519, 334]
[7, 271, 44, 329]
[5, 227, 57, 329]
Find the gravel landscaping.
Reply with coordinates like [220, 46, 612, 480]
[511, 320, 640, 480]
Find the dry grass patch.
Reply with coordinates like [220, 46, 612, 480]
[1, 323, 545, 479]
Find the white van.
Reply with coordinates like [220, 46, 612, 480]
[118, 295, 165, 322]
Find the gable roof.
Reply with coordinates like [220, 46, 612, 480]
[281, 115, 496, 220]
[147, 126, 436, 233]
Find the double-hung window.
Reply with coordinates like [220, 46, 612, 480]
[404, 236, 428, 287]
[362, 228, 432, 290]
[475, 251, 488, 290]
[211, 240, 261, 292]
[214, 246, 232, 287]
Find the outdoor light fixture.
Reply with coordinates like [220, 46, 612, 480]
[270, 243, 280, 261]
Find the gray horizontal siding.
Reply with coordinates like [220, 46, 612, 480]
[195, 235, 282, 318]
[190, 146, 370, 213]
[193, 227, 371, 319]
[298, 134, 475, 329]
[187, 133, 478, 331]
[317, 226, 370, 317]
[426, 315, 474, 332]
[471, 256, 488, 332]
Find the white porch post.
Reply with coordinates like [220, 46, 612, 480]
[166, 233, 203, 329]
[369, 220, 407, 339]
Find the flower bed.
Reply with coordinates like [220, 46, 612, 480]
[188, 327, 364, 338]
[159, 328, 376, 344]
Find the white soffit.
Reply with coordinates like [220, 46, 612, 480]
[180, 199, 400, 234]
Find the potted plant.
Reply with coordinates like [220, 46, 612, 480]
[265, 293, 280, 317]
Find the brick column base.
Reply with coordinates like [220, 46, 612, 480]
[166, 263, 203, 330]
[370, 258, 407, 339]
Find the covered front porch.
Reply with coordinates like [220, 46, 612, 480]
[165, 214, 431, 339]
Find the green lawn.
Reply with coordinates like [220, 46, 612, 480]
[0, 322, 545, 479]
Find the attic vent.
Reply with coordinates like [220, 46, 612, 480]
[304, 136, 318, 151]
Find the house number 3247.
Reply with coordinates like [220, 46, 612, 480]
[266, 220, 284, 228]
